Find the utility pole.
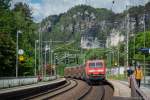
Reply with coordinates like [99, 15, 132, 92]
[51, 50, 53, 76]
[35, 40, 39, 76]
[127, 13, 129, 69]
[50, 40, 53, 76]
[143, 0, 147, 85]
[38, 31, 41, 76]
[16, 31, 19, 77]
[40, 30, 43, 79]
[16, 30, 22, 77]
[126, 0, 131, 70]
[54, 53, 56, 76]
[118, 42, 120, 75]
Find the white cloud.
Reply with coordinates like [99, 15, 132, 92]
[30, 3, 44, 22]
[12, 0, 147, 22]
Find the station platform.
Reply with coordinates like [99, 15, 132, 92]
[141, 86, 150, 99]
[109, 80, 150, 99]
[0, 78, 66, 99]
[119, 80, 150, 99]
[109, 80, 131, 97]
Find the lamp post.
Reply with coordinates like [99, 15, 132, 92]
[54, 53, 57, 76]
[44, 45, 50, 77]
[44, 48, 46, 77]
[143, 0, 147, 85]
[125, 0, 131, 71]
[35, 40, 39, 76]
[51, 50, 53, 76]
[16, 30, 22, 77]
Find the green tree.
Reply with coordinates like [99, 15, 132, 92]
[12, 2, 37, 76]
[0, 1, 39, 76]
[0, 0, 11, 9]
[0, 0, 15, 34]
[129, 31, 150, 61]
[0, 33, 16, 77]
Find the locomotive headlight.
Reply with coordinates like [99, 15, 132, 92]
[88, 70, 95, 72]
[97, 70, 104, 72]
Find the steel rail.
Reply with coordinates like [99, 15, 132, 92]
[26, 79, 78, 100]
[22, 80, 71, 100]
[100, 86, 106, 100]
[77, 84, 92, 100]
[42, 79, 78, 100]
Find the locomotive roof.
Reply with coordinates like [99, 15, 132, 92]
[86, 60, 104, 63]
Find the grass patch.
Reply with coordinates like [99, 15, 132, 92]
[107, 74, 127, 80]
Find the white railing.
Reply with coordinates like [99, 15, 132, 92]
[0, 76, 57, 89]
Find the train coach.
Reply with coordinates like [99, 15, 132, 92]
[64, 60, 106, 82]
[64, 65, 84, 78]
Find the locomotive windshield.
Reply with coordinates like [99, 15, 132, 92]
[96, 62, 102, 68]
[89, 63, 95, 68]
[89, 62, 102, 68]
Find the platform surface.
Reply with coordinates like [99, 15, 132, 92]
[109, 80, 150, 99]
[140, 86, 150, 99]
[109, 80, 131, 97]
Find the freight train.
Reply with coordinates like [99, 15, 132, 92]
[64, 60, 106, 83]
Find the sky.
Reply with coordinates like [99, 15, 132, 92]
[11, 0, 148, 22]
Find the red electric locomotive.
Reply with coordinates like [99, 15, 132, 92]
[64, 60, 106, 83]
[85, 60, 106, 81]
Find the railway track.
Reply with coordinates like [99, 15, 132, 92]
[22, 79, 114, 100]
[23, 79, 77, 100]
[79, 80, 114, 100]
[77, 84, 92, 100]
[47, 79, 90, 100]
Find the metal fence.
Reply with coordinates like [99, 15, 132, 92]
[107, 66, 150, 85]
[130, 75, 149, 100]
[0, 76, 57, 89]
[107, 67, 150, 100]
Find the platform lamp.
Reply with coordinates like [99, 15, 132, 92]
[16, 30, 22, 77]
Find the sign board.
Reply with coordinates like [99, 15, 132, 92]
[19, 55, 24, 62]
[139, 48, 150, 54]
[18, 49, 24, 55]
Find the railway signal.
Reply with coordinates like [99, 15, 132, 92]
[18, 49, 24, 55]
[19, 55, 25, 62]
[55, 58, 58, 65]
[139, 48, 150, 54]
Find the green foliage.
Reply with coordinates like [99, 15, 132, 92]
[12, 2, 37, 76]
[56, 64, 65, 76]
[107, 74, 126, 80]
[0, 33, 16, 77]
[129, 31, 150, 61]
[84, 48, 106, 61]
[0, 0, 11, 9]
[0, 1, 37, 77]
[0, 9, 15, 34]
